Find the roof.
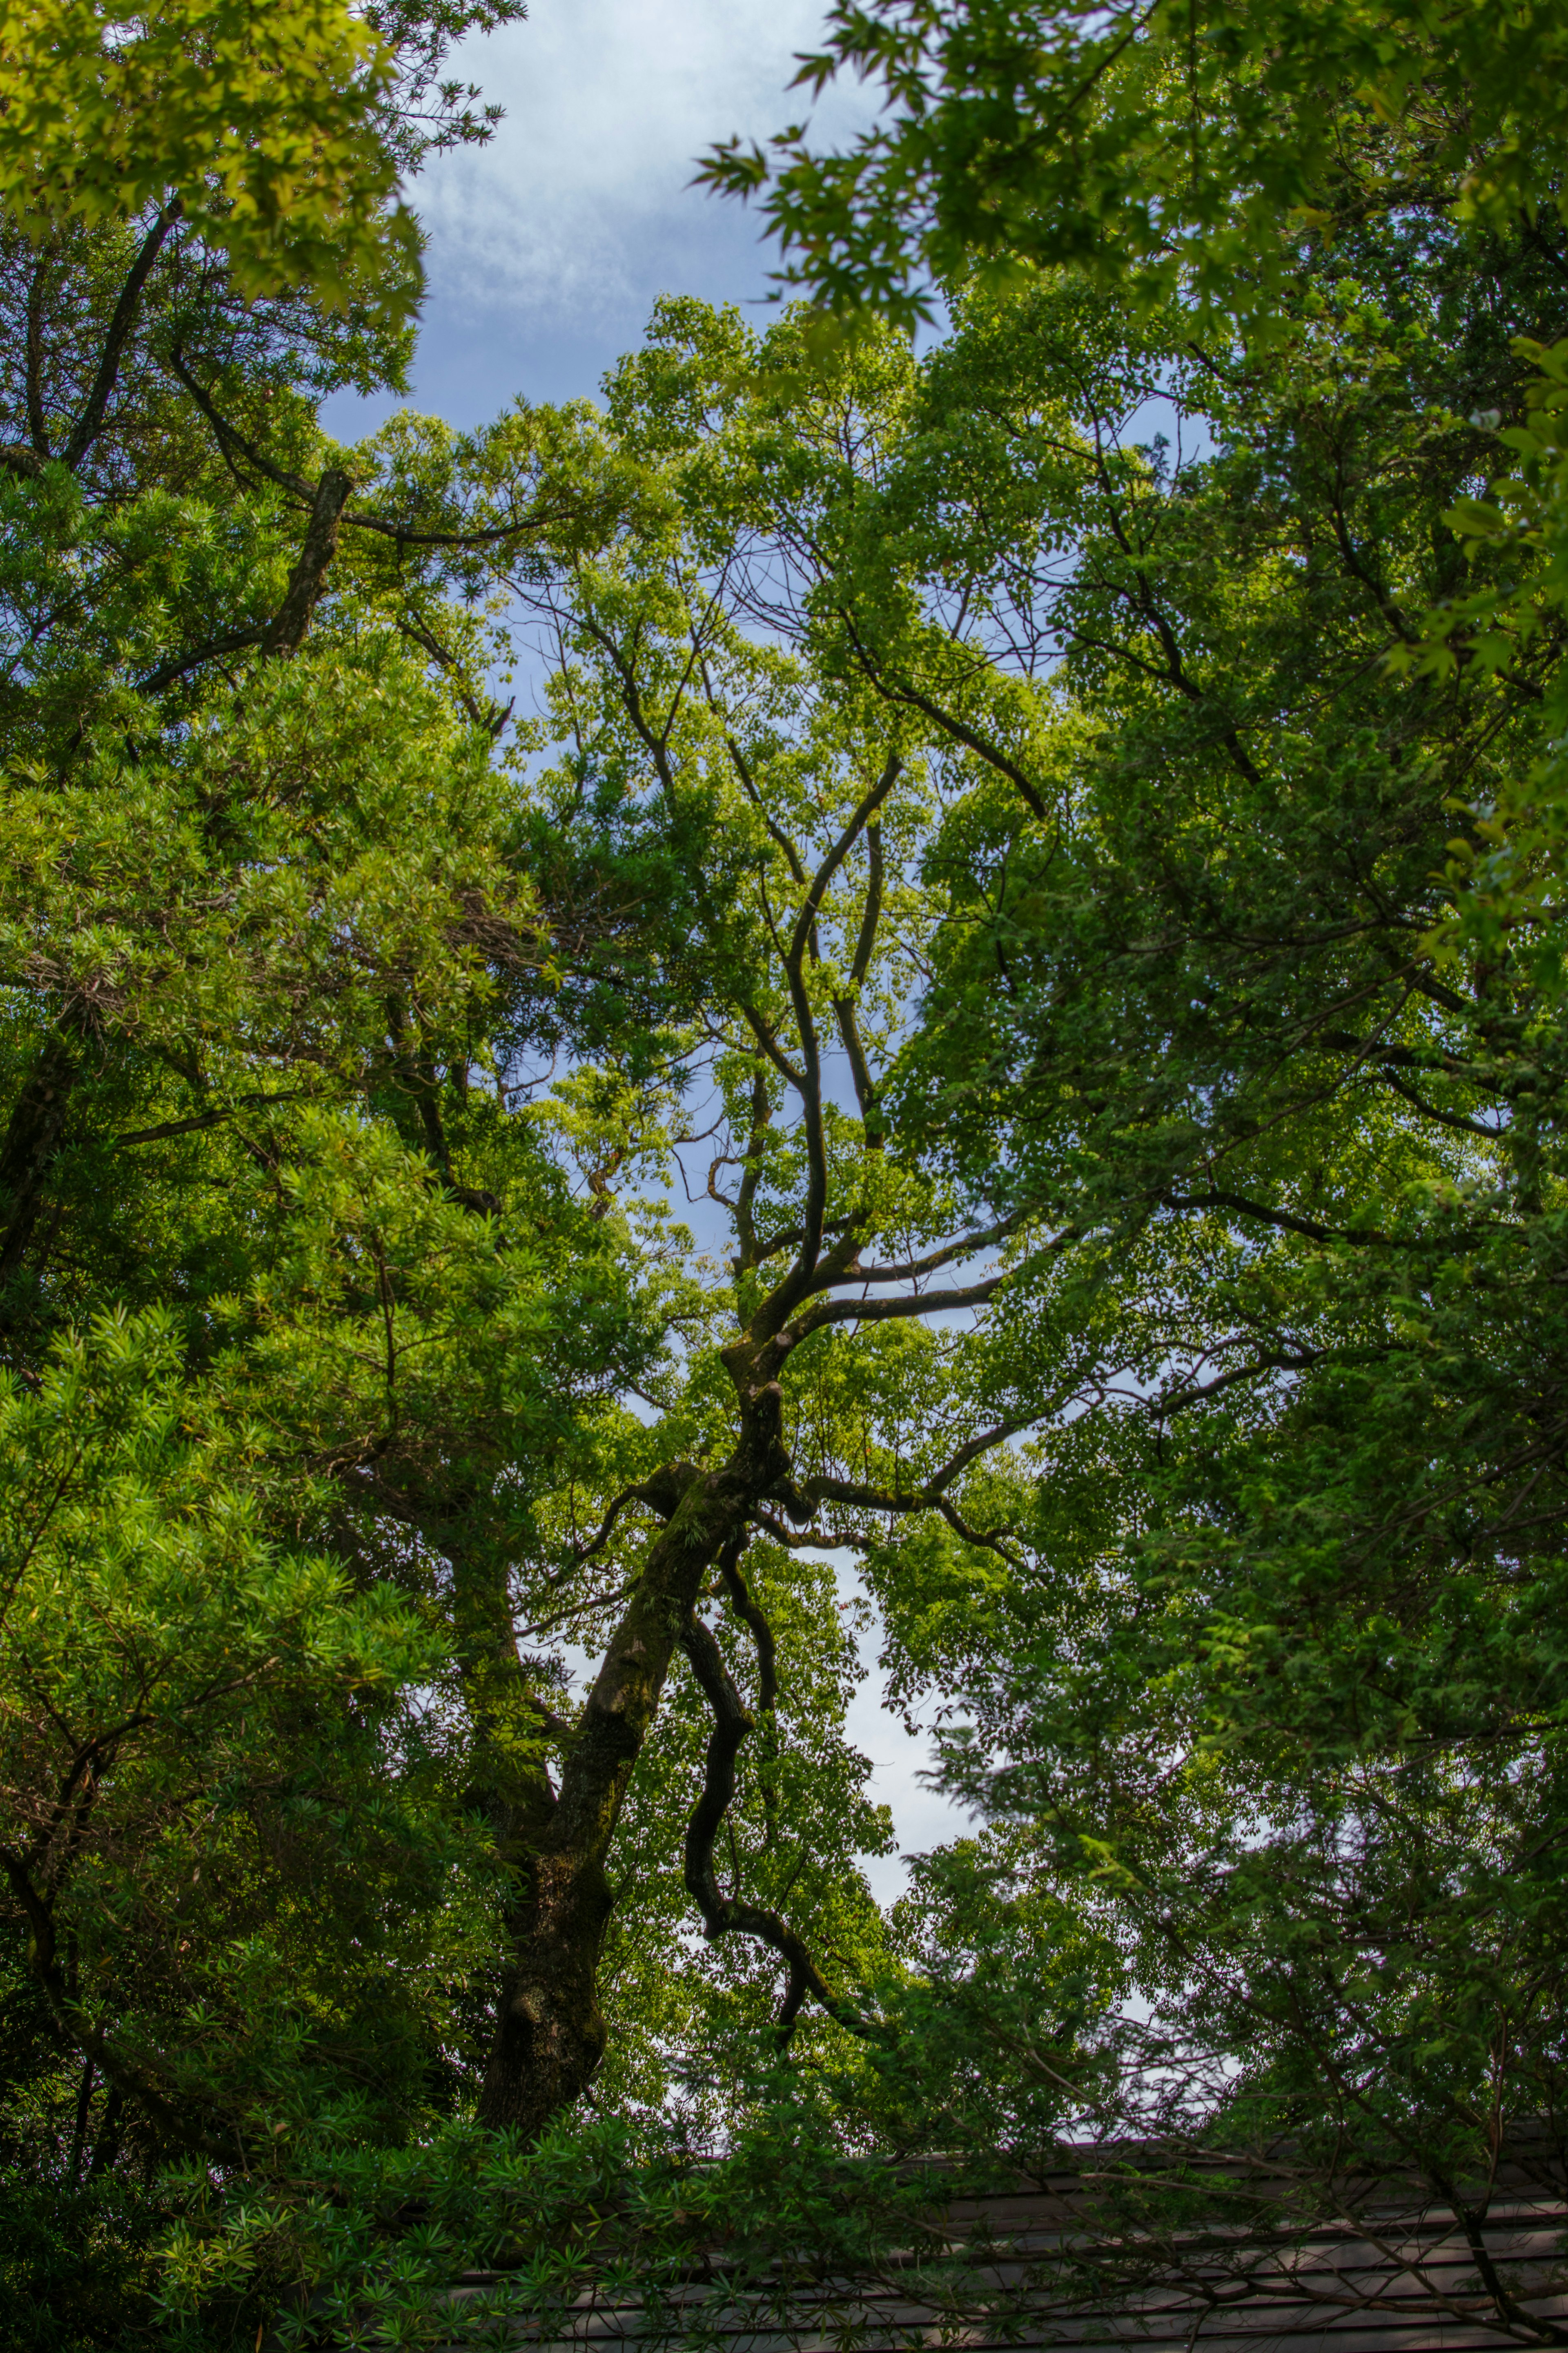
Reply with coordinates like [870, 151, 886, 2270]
[448, 2146, 1568, 2352]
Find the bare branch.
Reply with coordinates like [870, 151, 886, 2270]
[1156, 1343, 1401, 1420]
[746, 1508, 875, 1550]
[571, 609, 689, 804]
[513, 1577, 640, 1642]
[786, 754, 902, 974]
[747, 1420, 1034, 1561]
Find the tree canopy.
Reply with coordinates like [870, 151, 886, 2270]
[4, 4, 1568, 2350]
[0, 0, 521, 314]
[701, 0, 1568, 325]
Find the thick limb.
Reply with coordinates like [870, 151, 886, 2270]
[136, 464, 354, 695]
[717, 1541, 780, 1841]
[679, 1608, 880, 2042]
[62, 202, 181, 473]
[478, 1380, 802, 2134]
[25, 247, 50, 457]
[262, 468, 354, 656]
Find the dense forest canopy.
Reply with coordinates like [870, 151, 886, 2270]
[4, 3, 1568, 2346]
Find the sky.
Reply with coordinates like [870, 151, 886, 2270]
[363, 0, 976, 1898]
[325, 0, 873, 433]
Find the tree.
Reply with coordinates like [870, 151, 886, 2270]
[785, 107, 1568, 2347]
[701, 0, 1568, 328]
[0, 0, 653, 2299]
[0, 0, 523, 313]
[0, 0, 1060, 2226]
[456, 299, 1074, 2137]
[10, 3, 1568, 2346]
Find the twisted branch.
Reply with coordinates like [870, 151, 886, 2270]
[680, 1588, 883, 2043]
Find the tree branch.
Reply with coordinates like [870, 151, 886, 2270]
[171, 347, 562, 550]
[740, 1214, 855, 1272]
[802, 1416, 1029, 1561]
[0, 1025, 78, 1294]
[25, 248, 50, 457]
[832, 816, 884, 1140]
[837, 609, 1052, 821]
[733, 1064, 770, 1269]
[752, 758, 902, 1334]
[808, 1206, 1036, 1295]
[726, 733, 808, 884]
[63, 201, 180, 472]
[169, 346, 314, 496]
[567, 1464, 702, 1570]
[795, 1270, 1007, 1336]
[397, 612, 514, 737]
[739, 1001, 806, 1092]
[135, 627, 265, 696]
[114, 1090, 303, 1149]
[745, 1421, 1033, 1561]
[0, 1834, 233, 2161]
[262, 466, 354, 655]
[1163, 1190, 1397, 1247]
[718, 1542, 780, 1839]
[679, 1604, 884, 2041]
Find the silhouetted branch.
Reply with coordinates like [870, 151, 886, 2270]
[680, 1598, 884, 2042]
[64, 201, 181, 471]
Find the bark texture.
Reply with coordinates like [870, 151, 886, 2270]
[263, 468, 354, 655]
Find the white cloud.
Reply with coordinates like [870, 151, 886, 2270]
[417, 0, 865, 329]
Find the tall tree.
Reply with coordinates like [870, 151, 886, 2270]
[12, 5, 1568, 2347]
[0, 0, 632, 2294]
[789, 106, 1568, 2345]
[160, 176, 1568, 2336]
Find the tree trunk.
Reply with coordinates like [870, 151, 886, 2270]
[477, 1369, 795, 2137]
[0, 1026, 78, 1302]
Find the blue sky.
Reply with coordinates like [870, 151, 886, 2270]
[328, 0, 871, 431]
